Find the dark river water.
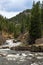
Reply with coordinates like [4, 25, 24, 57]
[0, 49, 43, 65]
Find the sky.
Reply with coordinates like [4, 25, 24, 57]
[0, 0, 42, 18]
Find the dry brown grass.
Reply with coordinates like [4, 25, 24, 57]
[2, 31, 14, 39]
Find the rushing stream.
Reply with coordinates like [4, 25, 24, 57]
[0, 49, 43, 65]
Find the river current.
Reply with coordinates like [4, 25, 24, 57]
[0, 49, 43, 65]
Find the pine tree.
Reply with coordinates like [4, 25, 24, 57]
[29, 1, 41, 44]
[21, 17, 25, 34]
[41, 1, 43, 23]
[41, 1, 43, 35]
[13, 23, 17, 38]
[26, 14, 30, 31]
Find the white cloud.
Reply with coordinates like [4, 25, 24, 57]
[0, 0, 42, 18]
[0, 0, 30, 11]
[35, 0, 42, 3]
[0, 10, 20, 19]
[0, 0, 42, 11]
[0, 0, 32, 18]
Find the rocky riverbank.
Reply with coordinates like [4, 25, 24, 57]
[10, 45, 43, 52]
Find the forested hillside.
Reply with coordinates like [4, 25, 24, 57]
[0, 9, 31, 44]
[9, 9, 31, 23]
[8, 9, 31, 37]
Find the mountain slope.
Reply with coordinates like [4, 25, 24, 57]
[9, 9, 31, 23]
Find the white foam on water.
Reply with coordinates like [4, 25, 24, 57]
[27, 57, 32, 60]
[6, 54, 15, 57]
[22, 53, 27, 57]
[6, 53, 20, 60]
[28, 54, 34, 57]
[35, 53, 38, 56]
[37, 56, 43, 59]
[20, 59, 26, 62]
[31, 63, 38, 65]
[6, 54, 16, 60]
[0, 48, 10, 50]
[38, 53, 43, 56]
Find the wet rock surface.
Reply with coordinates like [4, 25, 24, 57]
[0, 49, 43, 65]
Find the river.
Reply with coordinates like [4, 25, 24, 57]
[0, 49, 43, 65]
